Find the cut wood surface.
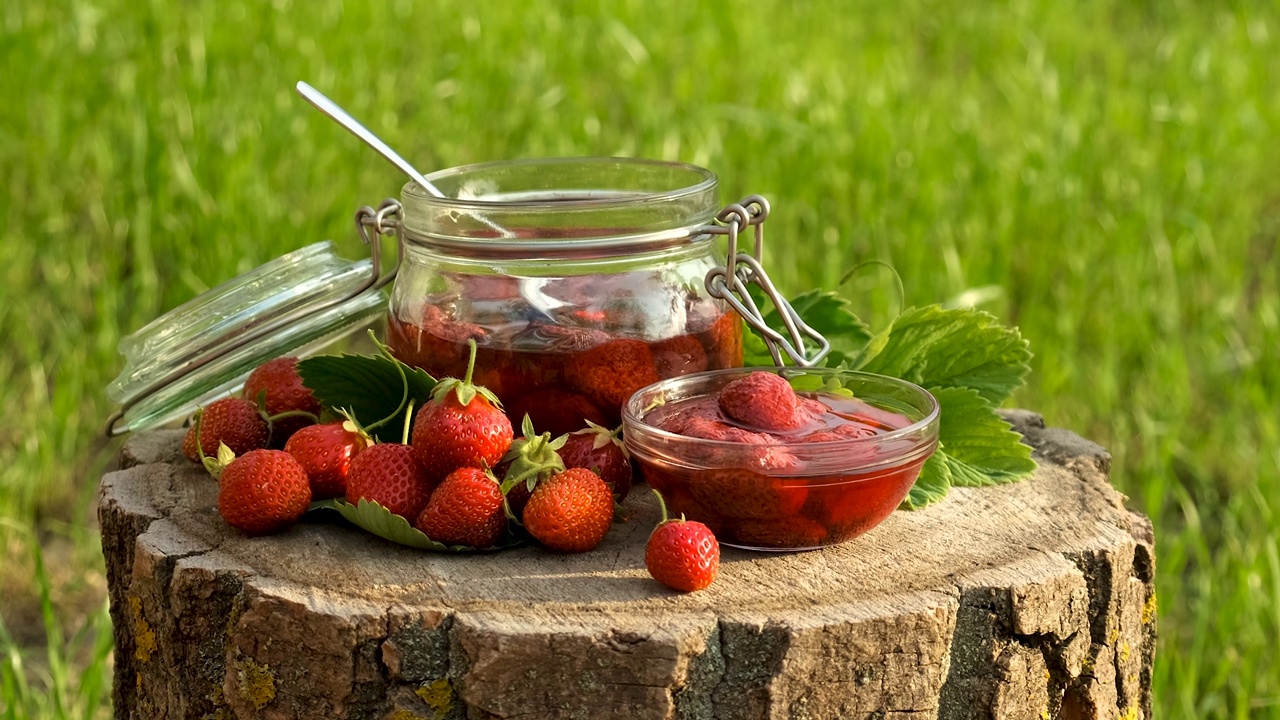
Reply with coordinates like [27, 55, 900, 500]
[99, 410, 1155, 720]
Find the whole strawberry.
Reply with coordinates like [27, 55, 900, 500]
[284, 421, 368, 500]
[558, 421, 633, 502]
[243, 356, 322, 445]
[345, 442, 435, 519]
[717, 371, 804, 431]
[216, 448, 312, 536]
[183, 397, 270, 462]
[412, 339, 513, 481]
[415, 467, 507, 548]
[645, 489, 720, 592]
[522, 468, 614, 553]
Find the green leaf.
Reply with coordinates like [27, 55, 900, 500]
[297, 353, 436, 443]
[931, 386, 1037, 486]
[857, 305, 1032, 406]
[902, 451, 951, 509]
[310, 498, 525, 552]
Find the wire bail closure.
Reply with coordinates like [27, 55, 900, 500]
[703, 196, 830, 368]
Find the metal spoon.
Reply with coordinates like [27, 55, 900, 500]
[295, 81, 446, 198]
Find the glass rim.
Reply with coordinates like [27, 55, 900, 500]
[400, 156, 718, 211]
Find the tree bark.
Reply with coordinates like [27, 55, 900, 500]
[99, 410, 1155, 720]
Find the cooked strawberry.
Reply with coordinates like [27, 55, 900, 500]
[283, 422, 368, 500]
[387, 303, 488, 378]
[522, 468, 614, 553]
[411, 339, 514, 481]
[217, 449, 312, 536]
[415, 467, 506, 548]
[645, 490, 720, 592]
[503, 388, 608, 439]
[651, 334, 708, 378]
[688, 468, 808, 521]
[564, 338, 661, 420]
[703, 311, 744, 370]
[182, 398, 270, 462]
[345, 442, 435, 519]
[718, 371, 805, 431]
[242, 356, 322, 445]
[558, 422, 633, 502]
[727, 516, 829, 549]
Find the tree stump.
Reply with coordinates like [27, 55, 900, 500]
[99, 411, 1155, 720]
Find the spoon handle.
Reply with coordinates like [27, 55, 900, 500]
[295, 81, 445, 198]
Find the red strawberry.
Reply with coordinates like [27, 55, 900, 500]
[645, 489, 720, 592]
[704, 311, 744, 370]
[728, 516, 829, 549]
[283, 422, 368, 500]
[415, 467, 506, 548]
[522, 468, 614, 553]
[558, 421, 633, 502]
[216, 449, 312, 536]
[503, 389, 608, 439]
[651, 334, 708, 378]
[412, 340, 514, 481]
[717, 371, 804, 431]
[242, 356, 322, 445]
[387, 303, 488, 378]
[688, 468, 808, 521]
[182, 398, 270, 462]
[345, 442, 435, 519]
[564, 338, 661, 421]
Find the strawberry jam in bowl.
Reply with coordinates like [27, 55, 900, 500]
[622, 368, 940, 551]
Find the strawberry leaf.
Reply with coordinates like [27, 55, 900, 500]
[298, 353, 436, 443]
[930, 386, 1037, 486]
[903, 452, 951, 509]
[742, 288, 872, 368]
[310, 498, 525, 552]
[855, 305, 1032, 407]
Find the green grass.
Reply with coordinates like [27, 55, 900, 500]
[1, 0, 1277, 716]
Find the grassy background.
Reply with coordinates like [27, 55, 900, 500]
[2, 0, 1277, 716]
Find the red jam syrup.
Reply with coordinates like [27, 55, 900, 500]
[386, 292, 743, 436]
[636, 392, 927, 550]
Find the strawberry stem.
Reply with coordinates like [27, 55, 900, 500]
[401, 399, 416, 446]
[651, 487, 671, 525]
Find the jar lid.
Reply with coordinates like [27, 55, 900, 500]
[105, 240, 389, 436]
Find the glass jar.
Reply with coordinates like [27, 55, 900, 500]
[384, 157, 744, 434]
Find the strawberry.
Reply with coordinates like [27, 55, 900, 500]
[564, 338, 661, 421]
[242, 356, 322, 445]
[651, 334, 708, 378]
[495, 416, 567, 521]
[704, 311, 743, 370]
[216, 449, 312, 536]
[717, 371, 804, 431]
[411, 339, 514, 481]
[345, 442, 435, 519]
[503, 388, 608, 439]
[645, 489, 720, 592]
[283, 421, 368, 500]
[688, 467, 808, 521]
[522, 468, 614, 553]
[558, 421, 633, 502]
[728, 516, 829, 549]
[182, 398, 270, 462]
[414, 467, 506, 548]
[387, 303, 488, 378]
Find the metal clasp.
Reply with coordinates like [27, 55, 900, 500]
[703, 195, 830, 368]
[355, 198, 402, 292]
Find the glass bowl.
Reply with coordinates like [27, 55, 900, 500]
[622, 367, 940, 551]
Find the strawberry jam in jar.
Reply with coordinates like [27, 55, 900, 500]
[385, 158, 743, 434]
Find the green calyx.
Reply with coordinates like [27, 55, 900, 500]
[431, 338, 502, 409]
[498, 415, 567, 517]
